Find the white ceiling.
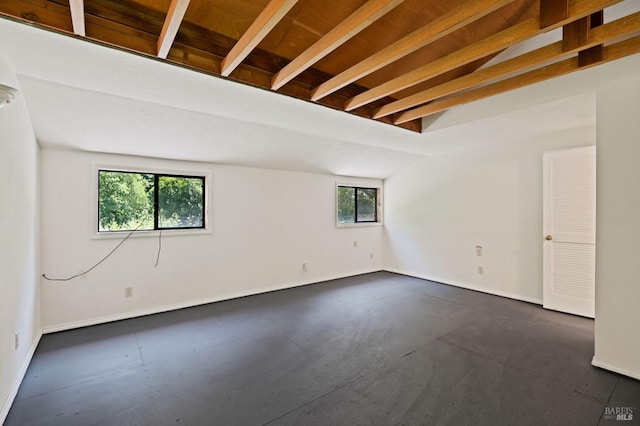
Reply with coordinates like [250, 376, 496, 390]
[3, 8, 632, 178]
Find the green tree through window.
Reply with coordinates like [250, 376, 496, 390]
[337, 186, 378, 224]
[98, 170, 205, 232]
[356, 188, 377, 222]
[158, 175, 205, 228]
[99, 171, 154, 231]
[337, 186, 355, 223]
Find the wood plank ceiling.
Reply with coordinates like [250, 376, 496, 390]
[1, 0, 639, 132]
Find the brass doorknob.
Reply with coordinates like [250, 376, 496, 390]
[545, 235, 553, 241]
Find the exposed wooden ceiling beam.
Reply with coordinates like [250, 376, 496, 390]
[221, 0, 299, 77]
[69, 0, 85, 36]
[2, 0, 637, 132]
[271, 0, 405, 91]
[395, 35, 640, 124]
[344, 0, 622, 111]
[157, 0, 191, 59]
[310, 0, 516, 102]
[375, 11, 640, 119]
[540, 0, 570, 28]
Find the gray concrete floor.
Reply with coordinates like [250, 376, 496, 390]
[6, 272, 640, 425]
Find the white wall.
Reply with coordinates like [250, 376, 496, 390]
[0, 55, 41, 421]
[40, 149, 383, 331]
[383, 123, 595, 303]
[592, 65, 640, 380]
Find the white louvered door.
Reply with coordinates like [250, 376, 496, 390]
[543, 146, 596, 318]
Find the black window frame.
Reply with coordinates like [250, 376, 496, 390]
[337, 185, 379, 224]
[98, 169, 206, 233]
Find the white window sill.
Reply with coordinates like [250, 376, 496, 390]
[336, 222, 383, 228]
[91, 227, 211, 240]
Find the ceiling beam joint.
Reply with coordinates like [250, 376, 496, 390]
[563, 16, 590, 50]
[578, 10, 604, 66]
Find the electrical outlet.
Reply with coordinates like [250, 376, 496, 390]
[14, 333, 19, 351]
[370, 252, 374, 260]
[478, 266, 484, 275]
[302, 262, 308, 272]
[476, 245, 483, 256]
[125, 287, 133, 298]
[353, 240, 358, 248]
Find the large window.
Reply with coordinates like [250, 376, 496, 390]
[337, 185, 379, 224]
[98, 170, 205, 232]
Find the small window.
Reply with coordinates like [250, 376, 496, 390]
[98, 170, 205, 232]
[337, 186, 379, 224]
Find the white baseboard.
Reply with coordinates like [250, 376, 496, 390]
[384, 268, 543, 305]
[42, 269, 383, 334]
[1, 330, 43, 424]
[592, 357, 640, 381]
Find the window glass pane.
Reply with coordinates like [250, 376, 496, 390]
[337, 186, 355, 223]
[356, 188, 377, 222]
[158, 175, 204, 229]
[98, 171, 154, 232]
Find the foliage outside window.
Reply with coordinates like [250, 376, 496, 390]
[337, 186, 378, 224]
[98, 170, 205, 232]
